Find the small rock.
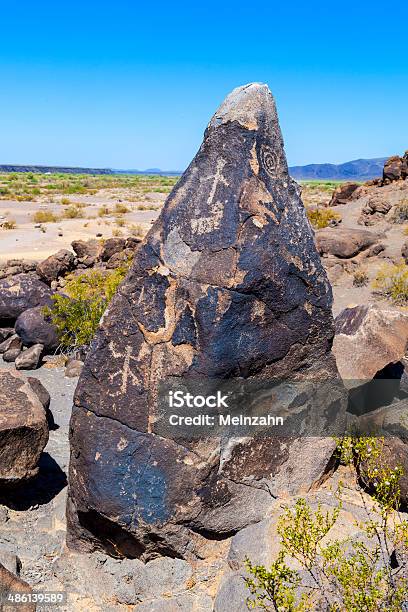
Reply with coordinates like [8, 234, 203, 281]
[0, 506, 9, 524]
[15, 344, 44, 370]
[65, 359, 84, 378]
[0, 334, 20, 355]
[0, 327, 15, 342]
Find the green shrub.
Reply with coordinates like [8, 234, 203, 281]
[44, 266, 129, 349]
[307, 207, 341, 229]
[245, 437, 408, 611]
[372, 262, 408, 303]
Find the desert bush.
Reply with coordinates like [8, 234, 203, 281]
[32, 210, 59, 223]
[60, 197, 71, 205]
[114, 203, 130, 214]
[44, 265, 129, 349]
[372, 262, 408, 303]
[353, 268, 369, 287]
[307, 207, 341, 229]
[1, 219, 16, 230]
[245, 437, 408, 611]
[98, 205, 110, 217]
[63, 205, 84, 219]
[391, 200, 408, 224]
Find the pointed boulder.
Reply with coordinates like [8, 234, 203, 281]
[67, 83, 341, 560]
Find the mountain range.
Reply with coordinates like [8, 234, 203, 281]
[0, 157, 388, 181]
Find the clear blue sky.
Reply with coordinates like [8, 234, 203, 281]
[0, 0, 406, 170]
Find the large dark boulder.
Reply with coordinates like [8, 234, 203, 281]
[67, 83, 343, 560]
[0, 273, 53, 322]
[15, 306, 59, 352]
[0, 369, 48, 482]
[36, 249, 75, 284]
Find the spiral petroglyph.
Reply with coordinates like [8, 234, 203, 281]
[260, 144, 281, 178]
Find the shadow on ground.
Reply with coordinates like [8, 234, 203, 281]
[0, 452, 67, 510]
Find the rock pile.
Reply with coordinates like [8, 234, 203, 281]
[67, 83, 344, 560]
[0, 237, 141, 371]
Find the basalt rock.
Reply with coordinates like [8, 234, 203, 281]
[15, 306, 59, 352]
[67, 83, 343, 560]
[36, 249, 75, 284]
[0, 369, 48, 482]
[0, 273, 53, 322]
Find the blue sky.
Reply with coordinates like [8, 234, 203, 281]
[0, 0, 406, 169]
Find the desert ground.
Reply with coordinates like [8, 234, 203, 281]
[0, 173, 177, 261]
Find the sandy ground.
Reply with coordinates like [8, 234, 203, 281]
[0, 190, 164, 262]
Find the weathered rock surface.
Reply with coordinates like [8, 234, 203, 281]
[36, 249, 75, 285]
[333, 304, 408, 384]
[316, 228, 380, 258]
[67, 83, 342, 560]
[0, 562, 35, 612]
[0, 369, 48, 481]
[15, 306, 59, 352]
[15, 344, 44, 370]
[2, 335, 22, 362]
[64, 359, 84, 378]
[358, 195, 393, 225]
[329, 182, 360, 207]
[0, 273, 53, 322]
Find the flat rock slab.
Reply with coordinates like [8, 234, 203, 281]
[0, 369, 49, 481]
[316, 227, 381, 258]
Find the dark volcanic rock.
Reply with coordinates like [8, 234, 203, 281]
[36, 249, 75, 284]
[0, 563, 35, 612]
[0, 369, 48, 482]
[100, 237, 126, 262]
[15, 306, 59, 352]
[67, 83, 342, 560]
[0, 273, 53, 322]
[383, 155, 404, 183]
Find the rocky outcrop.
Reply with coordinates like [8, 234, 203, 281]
[0, 369, 48, 482]
[316, 228, 381, 258]
[329, 182, 361, 207]
[333, 304, 408, 383]
[383, 152, 408, 184]
[0, 273, 53, 322]
[36, 249, 75, 285]
[15, 306, 59, 352]
[67, 83, 343, 560]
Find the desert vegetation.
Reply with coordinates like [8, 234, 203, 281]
[0, 172, 178, 201]
[245, 437, 408, 611]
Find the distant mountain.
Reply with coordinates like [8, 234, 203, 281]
[0, 164, 112, 175]
[115, 168, 181, 176]
[288, 158, 387, 181]
[0, 157, 388, 181]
